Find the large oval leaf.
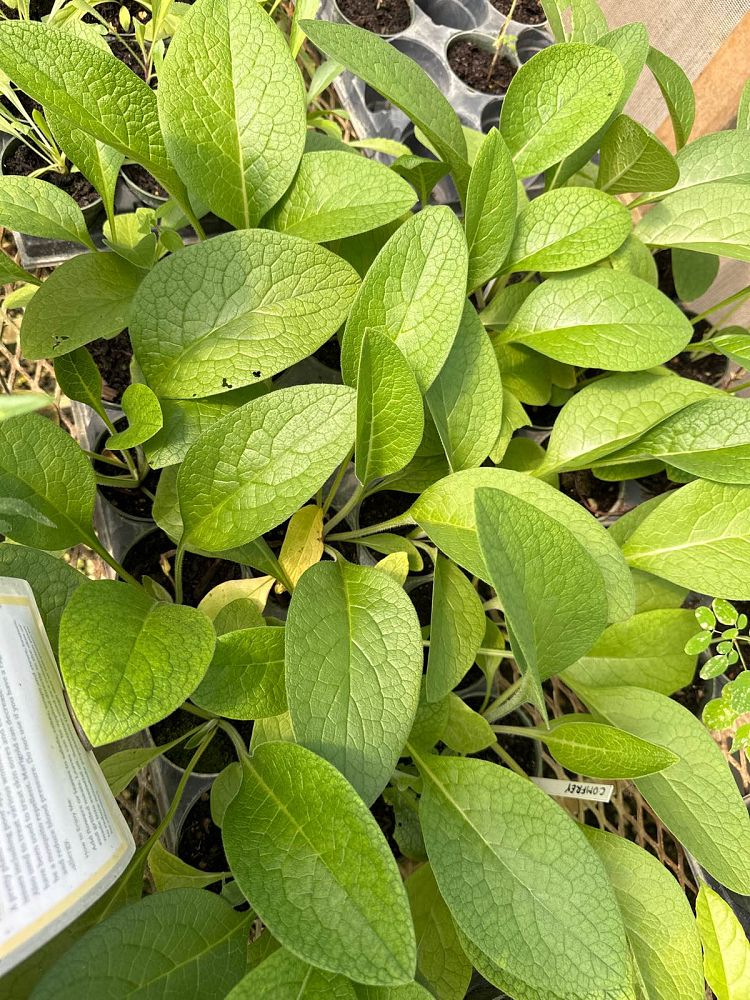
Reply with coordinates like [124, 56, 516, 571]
[223, 741, 416, 985]
[286, 560, 422, 804]
[539, 717, 678, 779]
[598, 114, 679, 195]
[192, 626, 286, 719]
[464, 129, 517, 291]
[413, 752, 632, 999]
[696, 884, 750, 1000]
[179, 384, 356, 552]
[0, 176, 93, 247]
[341, 207, 468, 392]
[425, 554, 485, 704]
[227, 948, 357, 999]
[130, 230, 360, 399]
[659, 129, 750, 199]
[405, 864, 471, 1000]
[59, 579, 215, 744]
[503, 270, 692, 369]
[0, 544, 84, 652]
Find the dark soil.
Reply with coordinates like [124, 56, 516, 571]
[0, 0, 53, 18]
[151, 708, 254, 772]
[371, 794, 400, 857]
[408, 581, 433, 629]
[83, 0, 149, 29]
[636, 471, 677, 498]
[666, 350, 727, 385]
[474, 710, 540, 775]
[358, 489, 416, 535]
[122, 529, 243, 606]
[108, 36, 147, 80]
[177, 791, 228, 888]
[654, 249, 676, 300]
[122, 162, 167, 199]
[337, 0, 411, 34]
[87, 330, 133, 404]
[0, 90, 41, 117]
[671, 668, 716, 716]
[314, 336, 341, 370]
[491, 0, 546, 22]
[448, 40, 516, 94]
[3, 143, 99, 208]
[94, 417, 160, 520]
[525, 402, 561, 430]
[561, 470, 621, 516]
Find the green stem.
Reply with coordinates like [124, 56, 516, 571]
[484, 676, 532, 722]
[324, 481, 365, 535]
[690, 284, 750, 325]
[180, 702, 217, 721]
[87, 534, 141, 587]
[321, 447, 353, 516]
[327, 513, 415, 541]
[422, 641, 513, 658]
[488, 741, 529, 778]
[219, 719, 251, 759]
[94, 474, 140, 488]
[174, 542, 186, 605]
[149, 726, 218, 842]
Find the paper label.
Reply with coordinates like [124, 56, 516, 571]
[0, 578, 135, 975]
[531, 777, 614, 803]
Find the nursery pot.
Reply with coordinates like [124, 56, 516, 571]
[93, 420, 160, 525]
[333, 0, 415, 38]
[0, 137, 103, 226]
[120, 162, 168, 208]
[173, 786, 231, 890]
[446, 32, 519, 97]
[414, 0, 479, 31]
[490, 0, 548, 30]
[515, 24, 552, 63]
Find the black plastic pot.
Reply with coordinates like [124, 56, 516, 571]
[1, 136, 103, 226]
[120, 162, 168, 209]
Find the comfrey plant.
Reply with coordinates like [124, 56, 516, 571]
[1, 0, 750, 996]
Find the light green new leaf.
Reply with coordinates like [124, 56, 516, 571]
[585, 828, 704, 1000]
[475, 488, 608, 702]
[356, 533, 423, 572]
[411, 467, 635, 624]
[405, 863, 471, 1000]
[636, 181, 750, 262]
[479, 281, 536, 329]
[573, 684, 750, 894]
[563, 608, 699, 695]
[102, 733, 194, 797]
[672, 249, 719, 301]
[0, 544, 84, 652]
[539, 716, 678, 779]
[696, 883, 750, 1000]
[509, 187, 631, 275]
[32, 889, 248, 1000]
[59, 579, 215, 744]
[228, 948, 356, 999]
[148, 841, 226, 893]
[341, 207, 468, 392]
[426, 554, 485, 703]
[106, 383, 163, 450]
[22, 252, 144, 360]
[192, 626, 286, 719]
[0, 413, 96, 550]
[286, 560, 422, 803]
[54, 347, 108, 425]
[158, 0, 305, 229]
[464, 128, 516, 291]
[646, 47, 695, 149]
[603, 233, 659, 284]
[391, 154, 450, 208]
[414, 752, 632, 999]
[300, 20, 469, 199]
[0, 175, 93, 248]
[264, 151, 415, 242]
[179, 384, 355, 552]
[621, 479, 750, 598]
[223, 741, 416, 985]
[47, 109, 123, 225]
[500, 43, 624, 177]
[425, 302, 503, 472]
[540, 370, 716, 473]
[0, 392, 47, 420]
[652, 130, 750, 201]
[131, 230, 360, 399]
[708, 327, 750, 367]
[598, 114, 679, 195]
[355, 331, 423, 485]
[502, 270, 692, 369]
[442, 694, 495, 754]
[489, 389, 528, 465]
[0, 22, 184, 199]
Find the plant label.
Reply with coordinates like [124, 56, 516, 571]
[0, 578, 134, 975]
[531, 777, 614, 803]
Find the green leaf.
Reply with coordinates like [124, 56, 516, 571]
[227, 948, 356, 999]
[563, 608, 700, 695]
[0, 544, 84, 652]
[32, 889, 248, 1000]
[148, 840, 226, 893]
[567, 0, 609, 41]
[413, 752, 632, 999]
[59, 579, 215, 745]
[21, 252, 144, 360]
[442, 694, 495, 755]
[500, 43, 624, 178]
[405, 863, 471, 1000]
[504, 187, 631, 273]
[603, 233, 659, 284]
[646, 47, 695, 149]
[713, 598, 738, 624]
[179, 384, 355, 552]
[391, 154, 449, 208]
[540, 370, 715, 473]
[621, 480, 750, 599]
[636, 182, 750, 262]
[0, 413, 96, 549]
[425, 302, 503, 472]
[131, 230, 359, 399]
[101, 734, 193, 796]
[264, 151, 415, 242]
[341, 207, 468, 392]
[0, 175, 93, 248]
[355, 331, 424, 485]
[356, 534, 423, 573]
[53, 347, 108, 425]
[158, 0, 305, 228]
[353, 984, 434, 999]
[598, 114, 679, 194]
[502, 270, 692, 369]
[572, 684, 750, 894]
[278, 504, 324, 591]
[286, 560, 422, 803]
[0, 22, 184, 200]
[701, 654, 730, 680]
[0, 249, 41, 286]
[653, 130, 750, 202]
[539, 716, 678, 778]
[425, 554, 485, 704]
[47, 109, 123, 224]
[475, 488, 608, 703]
[479, 281, 536, 329]
[223, 741, 416, 985]
[192, 626, 286, 720]
[464, 129, 516, 291]
[300, 20, 469, 199]
[696, 884, 750, 1000]
[106, 383, 163, 450]
[584, 828, 704, 1000]
[672, 249, 719, 301]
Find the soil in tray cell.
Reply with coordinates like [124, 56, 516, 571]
[87, 329, 134, 405]
[4, 144, 99, 208]
[448, 38, 516, 94]
[338, 0, 411, 34]
[122, 163, 168, 199]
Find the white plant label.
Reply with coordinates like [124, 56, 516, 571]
[0, 578, 134, 975]
[531, 777, 614, 803]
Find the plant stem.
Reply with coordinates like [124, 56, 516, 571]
[180, 702, 216, 721]
[422, 641, 514, 658]
[324, 481, 365, 535]
[87, 534, 140, 587]
[321, 447, 353, 516]
[487, 0, 517, 83]
[484, 676, 532, 722]
[174, 542, 186, 605]
[327, 513, 415, 541]
[149, 725, 218, 842]
[690, 284, 750, 325]
[219, 719, 251, 759]
[488, 741, 529, 777]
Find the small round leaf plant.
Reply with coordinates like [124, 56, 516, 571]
[1, 0, 750, 996]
